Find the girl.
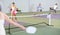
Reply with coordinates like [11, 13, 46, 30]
[10, 2, 18, 21]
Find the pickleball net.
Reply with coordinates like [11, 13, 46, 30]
[5, 14, 52, 35]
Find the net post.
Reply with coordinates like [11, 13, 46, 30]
[47, 14, 53, 26]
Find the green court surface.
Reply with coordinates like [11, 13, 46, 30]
[6, 26, 60, 35]
[10, 27, 60, 35]
[5, 17, 60, 35]
[5, 11, 60, 35]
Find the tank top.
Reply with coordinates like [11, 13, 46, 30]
[0, 14, 6, 35]
[11, 6, 16, 11]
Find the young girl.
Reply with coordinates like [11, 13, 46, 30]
[0, 12, 26, 35]
[10, 2, 18, 21]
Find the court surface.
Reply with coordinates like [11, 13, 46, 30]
[5, 11, 60, 35]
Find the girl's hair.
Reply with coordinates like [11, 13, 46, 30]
[12, 2, 15, 4]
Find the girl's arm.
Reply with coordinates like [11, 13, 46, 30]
[4, 13, 26, 30]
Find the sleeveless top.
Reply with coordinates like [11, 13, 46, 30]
[0, 14, 6, 35]
[11, 5, 16, 11]
[11, 6, 17, 14]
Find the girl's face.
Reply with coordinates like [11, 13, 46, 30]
[12, 4, 15, 6]
[12, 2, 15, 6]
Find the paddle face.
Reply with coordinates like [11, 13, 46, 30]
[26, 26, 37, 34]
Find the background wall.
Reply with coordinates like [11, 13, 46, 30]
[0, 0, 29, 13]
[14, 0, 29, 12]
[0, 0, 60, 13]
[29, 0, 59, 12]
[57, 0, 60, 10]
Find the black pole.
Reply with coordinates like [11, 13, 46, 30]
[8, 23, 11, 35]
